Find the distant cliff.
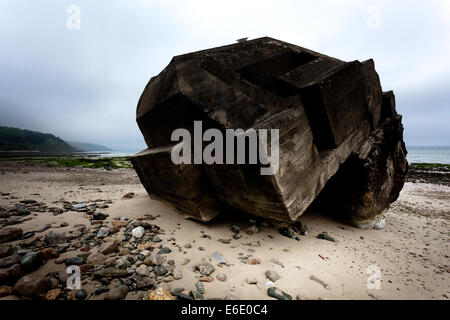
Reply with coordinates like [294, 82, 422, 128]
[0, 126, 77, 152]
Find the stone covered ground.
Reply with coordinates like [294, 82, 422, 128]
[0, 160, 449, 300]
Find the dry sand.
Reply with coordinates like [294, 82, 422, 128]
[0, 161, 449, 300]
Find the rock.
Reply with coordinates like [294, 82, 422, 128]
[44, 231, 66, 245]
[0, 264, 24, 285]
[95, 286, 110, 295]
[184, 243, 192, 249]
[199, 276, 214, 282]
[147, 287, 175, 300]
[218, 239, 231, 244]
[135, 265, 150, 277]
[309, 275, 329, 289]
[41, 248, 59, 260]
[99, 240, 119, 254]
[0, 228, 22, 244]
[65, 257, 85, 266]
[0, 254, 21, 268]
[44, 288, 61, 300]
[265, 281, 275, 288]
[91, 212, 108, 221]
[267, 287, 292, 300]
[75, 289, 88, 300]
[279, 227, 295, 239]
[112, 220, 129, 228]
[131, 226, 145, 239]
[216, 273, 227, 282]
[265, 271, 281, 282]
[0, 285, 13, 298]
[135, 277, 156, 290]
[173, 268, 183, 280]
[317, 232, 336, 242]
[224, 294, 239, 300]
[13, 275, 52, 298]
[94, 267, 130, 278]
[116, 257, 131, 269]
[248, 258, 261, 265]
[104, 285, 128, 300]
[73, 203, 87, 209]
[245, 226, 259, 235]
[246, 277, 258, 285]
[212, 251, 226, 265]
[194, 261, 215, 276]
[158, 247, 171, 254]
[195, 282, 205, 294]
[87, 252, 107, 265]
[0, 245, 13, 258]
[146, 253, 165, 266]
[130, 38, 407, 227]
[21, 251, 44, 272]
[374, 219, 386, 230]
[270, 258, 284, 268]
[153, 265, 168, 276]
[97, 229, 109, 238]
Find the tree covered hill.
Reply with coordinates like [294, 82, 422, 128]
[0, 126, 77, 152]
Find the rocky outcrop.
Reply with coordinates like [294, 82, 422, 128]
[131, 37, 407, 228]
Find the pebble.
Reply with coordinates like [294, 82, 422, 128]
[44, 288, 61, 300]
[317, 232, 336, 242]
[265, 270, 281, 282]
[132, 226, 145, 239]
[212, 251, 226, 265]
[136, 265, 151, 277]
[21, 251, 44, 272]
[75, 289, 87, 300]
[147, 287, 175, 300]
[195, 282, 205, 294]
[279, 227, 295, 239]
[374, 219, 386, 230]
[194, 261, 215, 276]
[248, 258, 261, 265]
[0, 254, 21, 268]
[97, 229, 109, 238]
[173, 268, 183, 280]
[267, 287, 292, 300]
[13, 275, 52, 298]
[158, 247, 171, 254]
[245, 226, 259, 235]
[154, 265, 168, 276]
[0, 228, 23, 244]
[216, 273, 227, 282]
[104, 285, 129, 300]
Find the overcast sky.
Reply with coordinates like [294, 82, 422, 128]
[1, 0, 449, 150]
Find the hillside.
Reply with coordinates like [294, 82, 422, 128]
[0, 126, 77, 153]
[67, 141, 113, 152]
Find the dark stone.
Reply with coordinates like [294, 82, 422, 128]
[317, 233, 336, 242]
[130, 37, 407, 228]
[13, 275, 52, 298]
[0, 264, 25, 285]
[0, 254, 21, 268]
[65, 257, 86, 266]
[75, 289, 88, 300]
[279, 227, 295, 239]
[267, 287, 292, 300]
[20, 251, 44, 272]
[153, 265, 168, 276]
[158, 247, 171, 254]
[0, 228, 22, 244]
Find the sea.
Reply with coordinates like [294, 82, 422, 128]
[406, 146, 450, 164]
[97, 146, 450, 164]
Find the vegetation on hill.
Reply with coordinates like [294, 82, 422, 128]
[0, 126, 77, 152]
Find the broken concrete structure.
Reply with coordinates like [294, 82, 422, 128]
[131, 37, 408, 228]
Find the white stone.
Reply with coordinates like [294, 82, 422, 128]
[132, 226, 145, 238]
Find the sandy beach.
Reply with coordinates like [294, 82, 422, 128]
[0, 160, 449, 300]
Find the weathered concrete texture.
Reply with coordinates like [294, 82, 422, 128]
[131, 37, 408, 227]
